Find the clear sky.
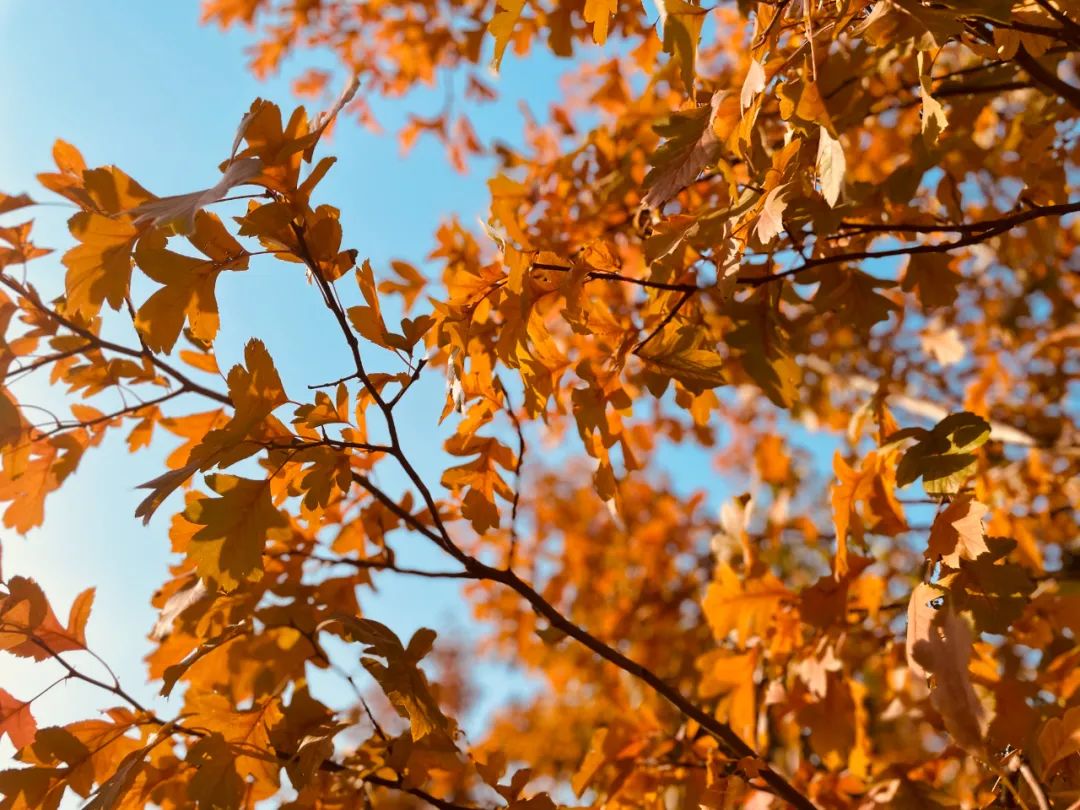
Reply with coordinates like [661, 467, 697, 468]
[0, 0, 579, 754]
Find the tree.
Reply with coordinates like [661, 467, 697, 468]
[1, 0, 1079, 807]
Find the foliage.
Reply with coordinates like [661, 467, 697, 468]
[2, 0, 1080, 808]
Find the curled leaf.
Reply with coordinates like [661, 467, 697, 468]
[131, 157, 264, 235]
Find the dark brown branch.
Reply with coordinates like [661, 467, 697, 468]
[1034, 0, 1080, 30]
[29, 389, 186, 440]
[3, 343, 93, 380]
[746, 199, 1080, 285]
[292, 225, 464, 561]
[532, 200, 1080, 296]
[965, 21, 1080, 109]
[362, 774, 485, 810]
[348, 476, 814, 808]
[288, 207, 818, 805]
[293, 550, 475, 579]
[22, 634, 168, 727]
[387, 356, 428, 408]
[262, 436, 394, 455]
[465, 561, 812, 807]
[533, 262, 700, 293]
[293, 224, 390, 412]
[974, 14, 1080, 45]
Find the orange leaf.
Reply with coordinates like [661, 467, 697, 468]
[0, 578, 93, 660]
[62, 212, 138, 320]
[184, 474, 289, 591]
[926, 495, 990, 567]
[702, 564, 789, 645]
[1038, 705, 1080, 779]
[0, 689, 37, 749]
[906, 588, 990, 753]
[0, 193, 35, 216]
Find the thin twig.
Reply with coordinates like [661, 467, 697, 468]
[495, 376, 526, 569]
[634, 289, 696, 354]
[308, 371, 360, 389]
[0, 273, 231, 407]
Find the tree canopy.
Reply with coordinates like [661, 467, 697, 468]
[2, 1, 1080, 808]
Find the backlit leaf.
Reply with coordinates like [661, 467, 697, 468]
[184, 474, 289, 591]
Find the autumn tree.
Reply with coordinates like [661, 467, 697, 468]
[2, 0, 1080, 807]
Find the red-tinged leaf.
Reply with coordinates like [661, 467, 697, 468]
[0, 578, 93, 660]
[0, 689, 37, 749]
[0, 193, 35, 216]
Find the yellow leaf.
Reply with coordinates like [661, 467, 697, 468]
[184, 692, 283, 800]
[697, 649, 757, 742]
[662, 0, 708, 90]
[919, 51, 948, 145]
[489, 0, 525, 69]
[583, 0, 617, 44]
[639, 346, 726, 394]
[134, 215, 249, 352]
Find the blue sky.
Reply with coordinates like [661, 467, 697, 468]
[0, 1, 580, 753]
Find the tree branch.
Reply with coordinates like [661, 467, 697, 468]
[746, 199, 1080, 286]
[0, 272, 231, 407]
[348, 477, 814, 808]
